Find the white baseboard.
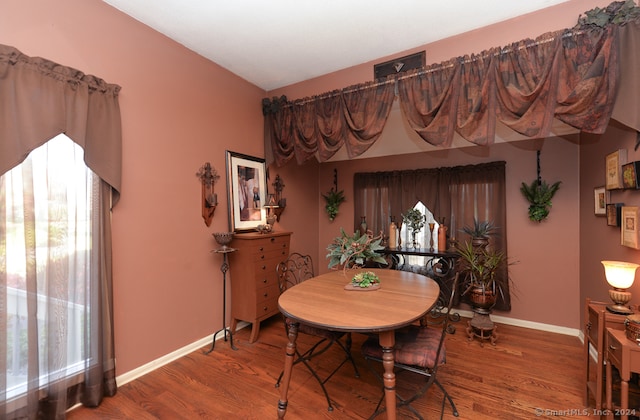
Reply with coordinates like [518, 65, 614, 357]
[455, 309, 582, 337]
[114, 315, 581, 387]
[115, 322, 249, 387]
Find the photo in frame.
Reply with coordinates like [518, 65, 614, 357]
[225, 151, 267, 232]
[607, 203, 623, 227]
[605, 149, 627, 190]
[594, 186, 609, 216]
[621, 206, 640, 249]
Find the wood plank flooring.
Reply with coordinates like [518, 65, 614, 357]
[68, 315, 588, 419]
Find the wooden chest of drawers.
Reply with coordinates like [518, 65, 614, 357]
[229, 231, 291, 343]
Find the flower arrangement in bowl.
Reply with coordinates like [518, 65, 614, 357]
[402, 208, 426, 248]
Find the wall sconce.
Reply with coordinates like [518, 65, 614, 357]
[196, 162, 220, 227]
[272, 174, 286, 222]
[264, 193, 279, 228]
[601, 260, 639, 314]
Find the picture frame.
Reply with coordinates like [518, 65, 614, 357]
[594, 186, 609, 216]
[605, 149, 627, 190]
[607, 203, 623, 227]
[225, 151, 267, 232]
[621, 206, 640, 249]
[622, 161, 640, 189]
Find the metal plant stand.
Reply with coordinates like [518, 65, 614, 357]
[205, 246, 238, 353]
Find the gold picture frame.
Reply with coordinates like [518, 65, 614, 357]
[621, 206, 640, 249]
[605, 149, 627, 190]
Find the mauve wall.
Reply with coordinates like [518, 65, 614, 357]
[1, 0, 266, 374]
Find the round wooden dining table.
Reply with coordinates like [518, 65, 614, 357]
[276, 268, 440, 420]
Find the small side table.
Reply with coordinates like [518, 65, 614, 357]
[605, 327, 640, 419]
[205, 246, 238, 353]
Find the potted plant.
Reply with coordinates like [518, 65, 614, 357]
[402, 208, 426, 248]
[460, 218, 498, 249]
[456, 240, 509, 310]
[520, 179, 561, 222]
[326, 228, 387, 277]
[322, 189, 346, 221]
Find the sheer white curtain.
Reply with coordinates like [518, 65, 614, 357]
[1, 134, 97, 418]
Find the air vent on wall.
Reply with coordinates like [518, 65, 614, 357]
[374, 51, 425, 80]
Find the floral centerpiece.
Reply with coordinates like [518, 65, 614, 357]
[326, 228, 387, 287]
[402, 208, 426, 248]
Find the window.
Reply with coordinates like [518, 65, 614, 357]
[3, 134, 94, 401]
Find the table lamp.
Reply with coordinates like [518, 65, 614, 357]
[601, 260, 639, 314]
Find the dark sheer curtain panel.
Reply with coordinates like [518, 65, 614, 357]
[354, 162, 509, 310]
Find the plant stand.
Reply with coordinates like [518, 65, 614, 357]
[466, 310, 498, 347]
[205, 246, 238, 353]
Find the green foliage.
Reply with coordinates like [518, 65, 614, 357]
[322, 189, 346, 221]
[576, 0, 640, 28]
[456, 241, 514, 300]
[401, 208, 426, 233]
[351, 271, 380, 288]
[326, 228, 388, 270]
[520, 179, 561, 222]
[461, 219, 498, 238]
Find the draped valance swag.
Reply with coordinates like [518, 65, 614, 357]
[264, 1, 640, 166]
[0, 44, 122, 201]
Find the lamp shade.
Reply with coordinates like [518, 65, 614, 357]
[601, 260, 640, 289]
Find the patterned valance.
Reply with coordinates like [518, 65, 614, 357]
[264, 1, 640, 166]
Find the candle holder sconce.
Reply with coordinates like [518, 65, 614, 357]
[196, 162, 220, 227]
[272, 174, 286, 222]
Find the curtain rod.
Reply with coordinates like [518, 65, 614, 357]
[283, 28, 585, 108]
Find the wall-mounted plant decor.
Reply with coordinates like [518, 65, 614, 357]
[322, 169, 346, 221]
[520, 151, 561, 222]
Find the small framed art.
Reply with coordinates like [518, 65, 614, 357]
[594, 186, 609, 216]
[622, 161, 640, 189]
[621, 206, 640, 249]
[605, 149, 627, 190]
[607, 203, 623, 227]
[225, 151, 267, 232]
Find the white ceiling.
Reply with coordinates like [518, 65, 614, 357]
[102, 0, 569, 91]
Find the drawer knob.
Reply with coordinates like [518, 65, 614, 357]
[261, 265, 266, 270]
[262, 278, 268, 283]
[261, 255, 265, 260]
[259, 247, 264, 251]
[263, 292, 268, 297]
[270, 237, 275, 242]
[263, 306, 268, 311]
[609, 344, 618, 351]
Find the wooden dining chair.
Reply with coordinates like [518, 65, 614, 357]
[361, 272, 460, 420]
[274, 252, 360, 411]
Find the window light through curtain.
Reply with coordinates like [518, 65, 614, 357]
[2, 134, 95, 408]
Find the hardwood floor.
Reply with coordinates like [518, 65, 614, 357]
[68, 315, 587, 419]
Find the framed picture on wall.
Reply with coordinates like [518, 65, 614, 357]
[622, 161, 640, 189]
[621, 206, 640, 249]
[225, 150, 267, 232]
[594, 186, 609, 216]
[607, 203, 623, 227]
[605, 149, 627, 190]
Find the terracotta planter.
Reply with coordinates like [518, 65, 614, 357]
[469, 286, 496, 310]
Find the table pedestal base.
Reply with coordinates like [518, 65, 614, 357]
[466, 312, 498, 347]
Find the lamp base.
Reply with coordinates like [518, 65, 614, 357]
[606, 304, 634, 315]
